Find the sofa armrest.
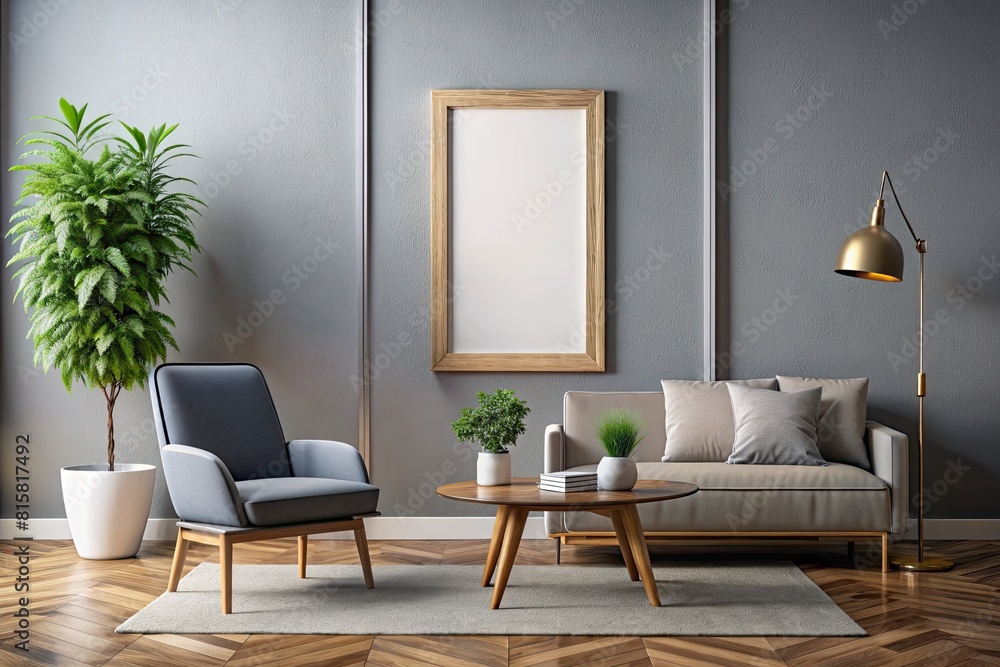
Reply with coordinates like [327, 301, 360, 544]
[287, 439, 370, 484]
[161, 444, 248, 527]
[866, 421, 909, 534]
[544, 424, 565, 474]
[543, 424, 566, 536]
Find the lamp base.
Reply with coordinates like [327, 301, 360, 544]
[891, 555, 954, 572]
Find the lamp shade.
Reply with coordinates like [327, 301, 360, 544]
[835, 201, 904, 281]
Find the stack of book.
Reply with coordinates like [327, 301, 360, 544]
[538, 471, 598, 493]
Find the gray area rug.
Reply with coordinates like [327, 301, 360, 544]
[117, 562, 865, 636]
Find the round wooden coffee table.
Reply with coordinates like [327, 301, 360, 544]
[437, 478, 698, 609]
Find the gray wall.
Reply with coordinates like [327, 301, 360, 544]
[368, 0, 704, 516]
[2, 0, 360, 518]
[724, 0, 1000, 519]
[3, 0, 998, 522]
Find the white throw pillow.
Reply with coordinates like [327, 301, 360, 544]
[661, 378, 777, 462]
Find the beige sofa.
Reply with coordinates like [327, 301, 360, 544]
[543, 391, 909, 571]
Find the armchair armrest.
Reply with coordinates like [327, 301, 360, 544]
[161, 444, 248, 527]
[287, 439, 369, 484]
[866, 421, 909, 534]
[544, 424, 565, 474]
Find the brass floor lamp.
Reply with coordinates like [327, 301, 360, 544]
[834, 170, 953, 572]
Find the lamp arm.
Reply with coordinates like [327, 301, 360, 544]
[879, 171, 930, 565]
[879, 171, 924, 249]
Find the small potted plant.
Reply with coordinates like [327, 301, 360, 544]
[594, 408, 644, 490]
[8, 99, 202, 559]
[451, 389, 530, 486]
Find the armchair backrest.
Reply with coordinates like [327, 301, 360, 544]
[150, 363, 291, 481]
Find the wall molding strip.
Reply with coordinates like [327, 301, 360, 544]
[356, 0, 372, 469]
[702, 0, 717, 381]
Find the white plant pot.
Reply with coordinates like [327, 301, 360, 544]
[597, 457, 638, 491]
[477, 451, 511, 486]
[61, 463, 156, 560]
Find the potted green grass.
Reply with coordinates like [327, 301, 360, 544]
[7, 99, 202, 558]
[594, 408, 644, 490]
[451, 389, 530, 486]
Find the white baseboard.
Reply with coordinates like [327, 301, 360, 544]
[3, 517, 997, 541]
[0, 517, 549, 541]
[318, 517, 549, 540]
[0, 518, 181, 541]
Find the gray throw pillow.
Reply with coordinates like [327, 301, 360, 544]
[661, 378, 778, 462]
[726, 384, 828, 466]
[777, 376, 870, 470]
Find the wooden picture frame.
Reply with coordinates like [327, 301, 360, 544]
[430, 89, 605, 372]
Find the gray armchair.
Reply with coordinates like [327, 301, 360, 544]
[150, 363, 379, 613]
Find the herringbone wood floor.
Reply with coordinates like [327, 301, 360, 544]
[0, 538, 997, 666]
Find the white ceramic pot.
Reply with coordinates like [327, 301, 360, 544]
[477, 451, 511, 486]
[597, 457, 638, 491]
[61, 463, 156, 560]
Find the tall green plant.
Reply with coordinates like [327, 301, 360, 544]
[7, 99, 203, 470]
[450, 389, 530, 454]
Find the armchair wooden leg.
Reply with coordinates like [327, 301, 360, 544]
[298, 535, 308, 579]
[220, 535, 233, 614]
[354, 523, 375, 589]
[167, 530, 189, 593]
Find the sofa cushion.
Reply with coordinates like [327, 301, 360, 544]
[557, 462, 890, 533]
[236, 477, 379, 527]
[778, 376, 870, 470]
[726, 385, 827, 466]
[661, 379, 777, 462]
[565, 392, 667, 467]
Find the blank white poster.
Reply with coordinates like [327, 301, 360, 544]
[449, 108, 587, 354]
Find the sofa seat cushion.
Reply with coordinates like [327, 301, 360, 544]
[236, 477, 379, 527]
[557, 462, 890, 533]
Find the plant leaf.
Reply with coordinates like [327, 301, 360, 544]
[59, 98, 79, 133]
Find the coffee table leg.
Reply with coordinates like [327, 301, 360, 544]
[610, 509, 640, 582]
[490, 506, 528, 609]
[482, 505, 511, 586]
[622, 505, 661, 607]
